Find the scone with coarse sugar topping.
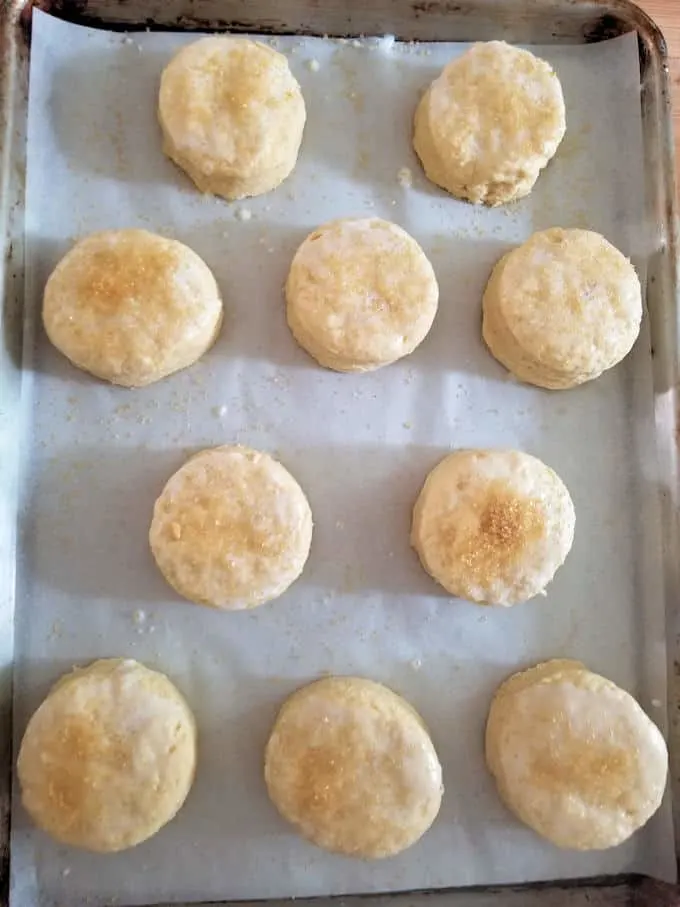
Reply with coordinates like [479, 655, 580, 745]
[482, 227, 642, 389]
[264, 676, 443, 858]
[286, 217, 439, 372]
[485, 659, 668, 849]
[411, 449, 574, 606]
[413, 41, 565, 205]
[159, 36, 306, 200]
[43, 229, 223, 387]
[17, 658, 197, 852]
[149, 445, 313, 610]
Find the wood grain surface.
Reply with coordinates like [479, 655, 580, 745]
[637, 0, 680, 177]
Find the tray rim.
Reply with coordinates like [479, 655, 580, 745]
[1, 1, 679, 905]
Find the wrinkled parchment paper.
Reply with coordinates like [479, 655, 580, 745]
[11, 11, 675, 906]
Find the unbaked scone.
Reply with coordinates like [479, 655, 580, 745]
[485, 659, 668, 849]
[43, 229, 223, 387]
[17, 658, 196, 853]
[413, 41, 565, 205]
[150, 445, 313, 610]
[264, 676, 443, 858]
[482, 228, 642, 389]
[286, 218, 439, 372]
[411, 449, 574, 606]
[159, 37, 306, 200]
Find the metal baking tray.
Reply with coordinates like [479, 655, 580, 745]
[1, 0, 679, 905]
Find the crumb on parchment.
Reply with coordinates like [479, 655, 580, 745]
[398, 166, 413, 188]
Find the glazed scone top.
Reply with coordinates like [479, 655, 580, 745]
[159, 37, 305, 181]
[149, 445, 313, 610]
[17, 658, 197, 853]
[422, 42, 565, 198]
[286, 218, 439, 371]
[486, 660, 668, 849]
[264, 676, 443, 858]
[42, 229, 222, 387]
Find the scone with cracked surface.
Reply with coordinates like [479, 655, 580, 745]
[485, 659, 668, 849]
[411, 449, 574, 606]
[264, 676, 443, 858]
[482, 228, 642, 389]
[17, 658, 196, 853]
[150, 445, 313, 610]
[413, 41, 565, 205]
[159, 36, 306, 200]
[43, 229, 223, 387]
[286, 218, 439, 372]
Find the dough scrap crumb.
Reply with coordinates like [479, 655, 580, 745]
[398, 166, 413, 189]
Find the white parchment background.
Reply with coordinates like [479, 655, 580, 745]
[11, 11, 675, 906]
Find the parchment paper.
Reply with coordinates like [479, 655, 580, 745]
[11, 11, 675, 906]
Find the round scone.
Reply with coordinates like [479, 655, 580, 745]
[264, 676, 443, 858]
[159, 36, 306, 200]
[482, 228, 642, 389]
[150, 445, 313, 609]
[286, 218, 439, 372]
[17, 658, 197, 853]
[411, 449, 574, 606]
[485, 659, 668, 849]
[43, 229, 223, 387]
[413, 41, 565, 205]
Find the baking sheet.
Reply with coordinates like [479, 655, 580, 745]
[11, 10, 675, 906]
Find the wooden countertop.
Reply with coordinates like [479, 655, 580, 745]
[637, 0, 679, 176]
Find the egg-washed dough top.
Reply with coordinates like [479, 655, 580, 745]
[412, 449, 575, 606]
[286, 218, 439, 368]
[159, 37, 305, 178]
[17, 658, 197, 853]
[265, 676, 443, 858]
[426, 41, 565, 178]
[149, 445, 313, 609]
[486, 659, 668, 849]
